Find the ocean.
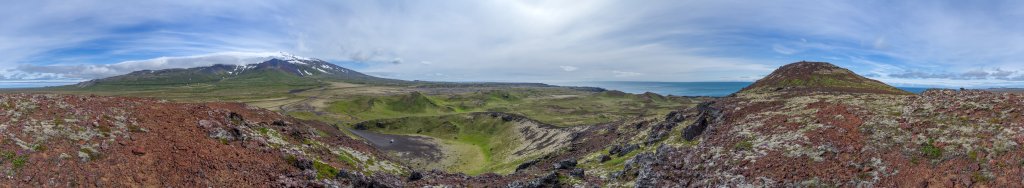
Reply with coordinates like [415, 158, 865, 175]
[0, 81, 79, 89]
[555, 81, 930, 97]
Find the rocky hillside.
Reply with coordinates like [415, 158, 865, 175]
[0, 93, 616, 187]
[739, 61, 910, 95]
[0, 94, 410, 187]
[595, 62, 1024, 187]
[629, 89, 1024, 187]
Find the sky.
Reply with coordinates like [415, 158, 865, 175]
[3, 0, 1024, 88]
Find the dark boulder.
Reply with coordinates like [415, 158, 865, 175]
[516, 159, 540, 172]
[664, 111, 686, 123]
[599, 155, 612, 163]
[207, 127, 241, 142]
[553, 159, 577, 170]
[290, 128, 313, 140]
[683, 101, 718, 141]
[336, 169, 392, 188]
[608, 145, 622, 155]
[617, 144, 639, 157]
[407, 171, 423, 181]
[353, 123, 369, 130]
[229, 127, 243, 140]
[633, 151, 666, 188]
[506, 172, 560, 188]
[536, 172, 561, 188]
[228, 112, 245, 125]
[272, 120, 289, 126]
[633, 121, 646, 130]
[335, 169, 352, 179]
[569, 168, 585, 178]
[294, 158, 314, 170]
[645, 121, 678, 145]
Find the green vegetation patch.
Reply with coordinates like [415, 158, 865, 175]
[357, 113, 574, 175]
[336, 151, 357, 166]
[578, 144, 646, 177]
[2, 150, 29, 170]
[734, 139, 754, 151]
[46, 69, 324, 102]
[329, 90, 694, 127]
[919, 139, 943, 160]
[313, 160, 340, 180]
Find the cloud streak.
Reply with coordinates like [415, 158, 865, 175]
[1, 1, 1024, 87]
[14, 52, 286, 79]
[888, 69, 1023, 81]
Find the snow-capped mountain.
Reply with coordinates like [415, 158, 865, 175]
[222, 53, 355, 77]
[74, 53, 402, 87]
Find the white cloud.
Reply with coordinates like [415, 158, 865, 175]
[12, 51, 288, 79]
[559, 66, 578, 72]
[612, 70, 643, 77]
[872, 37, 887, 49]
[772, 44, 799, 55]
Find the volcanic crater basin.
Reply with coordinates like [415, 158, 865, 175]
[347, 128, 453, 169]
[353, 112, 583, 175]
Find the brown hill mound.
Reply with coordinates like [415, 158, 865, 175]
[739, 61, 910, 95]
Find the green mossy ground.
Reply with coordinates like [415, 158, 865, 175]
[38, 70, 324, 101]
[360, 114, 527, 175]
[309, 89, 695, 174]
[328, 90, 693, 127]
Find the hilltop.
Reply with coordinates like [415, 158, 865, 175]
[618, 63, 1024, 186]
[740, 61, 911, 95]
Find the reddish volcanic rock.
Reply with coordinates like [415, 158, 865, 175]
[0, 94, 405, 187]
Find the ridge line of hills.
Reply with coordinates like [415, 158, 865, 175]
[56, 55, 606, 94]
[54, 58, 921, 97]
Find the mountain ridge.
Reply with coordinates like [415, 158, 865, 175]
[74, 54, 402, 88]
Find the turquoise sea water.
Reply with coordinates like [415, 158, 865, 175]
[556, 81, 930, 97]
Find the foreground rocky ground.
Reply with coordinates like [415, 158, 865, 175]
[0, 93, 613, 187]
[623, 89, 1024, 187]
[0, 94, 413, 187]
[4, 62, 1024, 187]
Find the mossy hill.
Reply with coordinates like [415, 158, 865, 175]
[739, 61, 911, 95]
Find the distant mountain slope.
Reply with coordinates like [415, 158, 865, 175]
[739, 61, 911, 95]
[74, 53, 404, 88]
